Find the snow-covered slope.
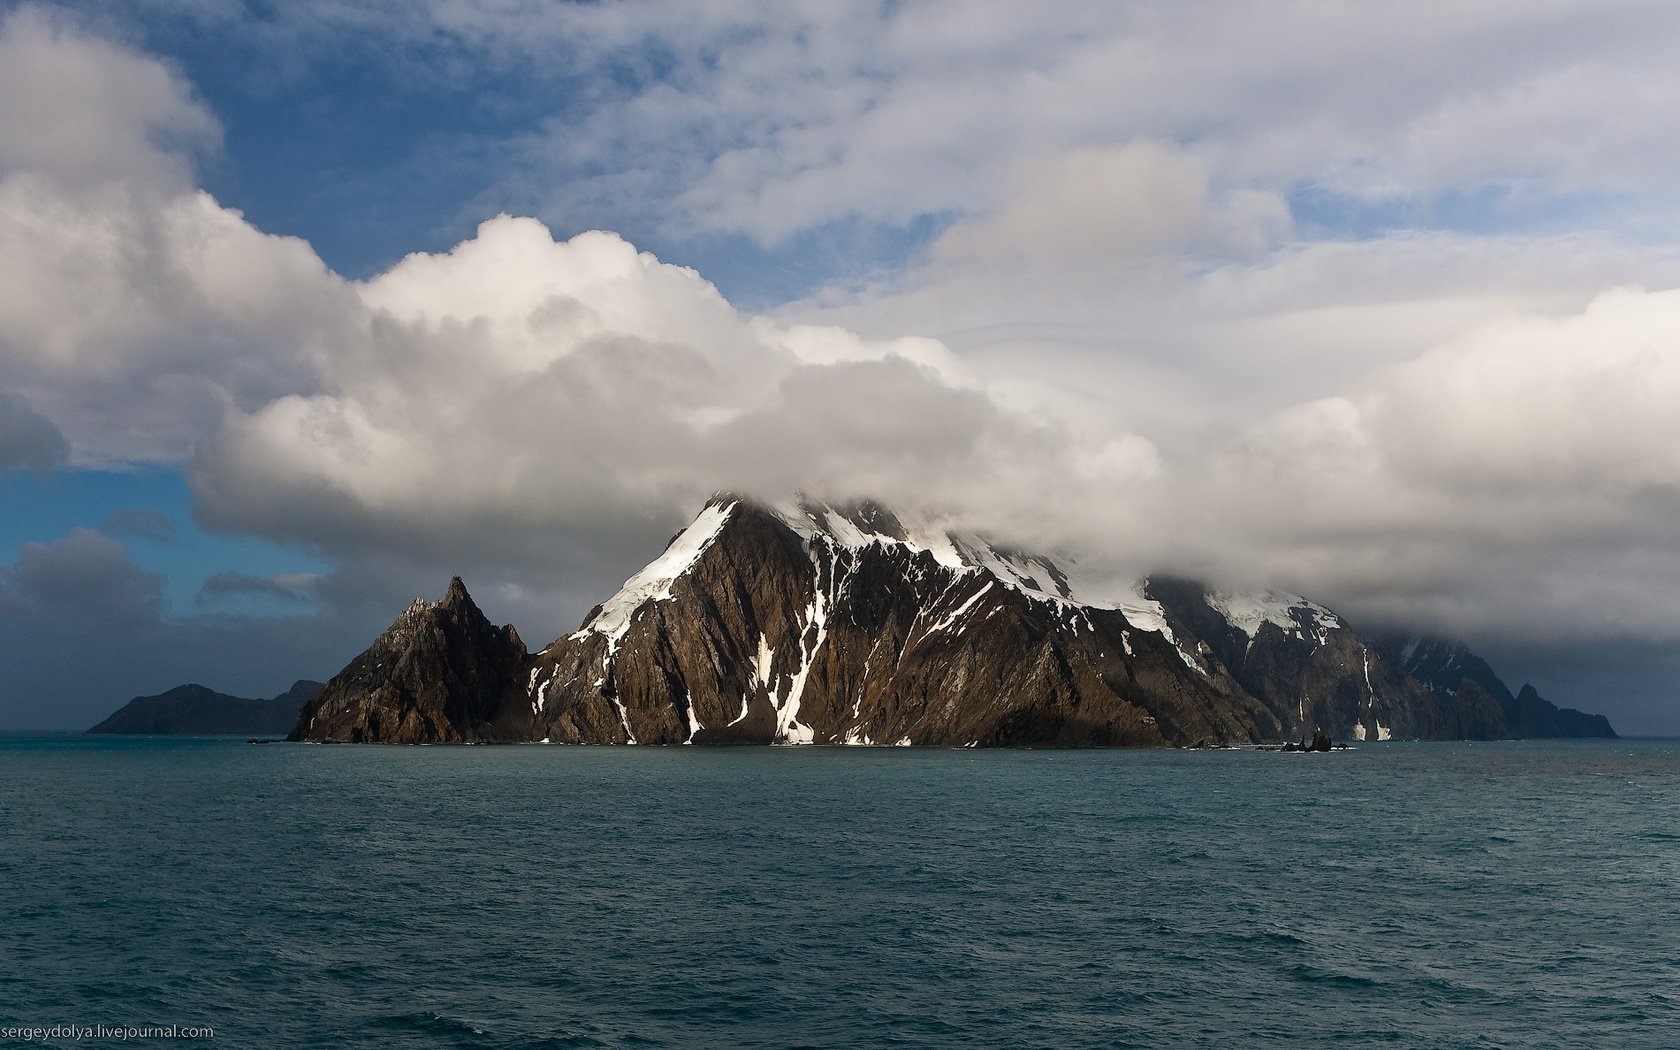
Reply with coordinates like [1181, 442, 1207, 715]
[1204, 589, 1343, 644]
[570, 497, 738, 649]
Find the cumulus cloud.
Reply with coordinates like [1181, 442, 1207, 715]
[0, 6, 218, 194]
[1155, 286, 1680, 644]
[774, 122, 1680, 653]
[0, 9, 351, 465]
[0, 528, 165, 632]
[191, 216, 1155, 613]
[0, 180, 350, 463]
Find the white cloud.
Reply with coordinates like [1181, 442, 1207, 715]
[0, 10, 354, 465]
[1157, 286, 1680, 644]
[0, 178, 351, 462]
[0, 13, 351, 464]
[932, 142, 1291, 271]
[51, 1, 1680, 251]
[0, 6, 218, 194]
[192, 216, 1152, 602]
[441, 1, 1680, 247]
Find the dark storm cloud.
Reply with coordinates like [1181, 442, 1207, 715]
[0, 389, 69, 471]
[0, 528, 164, 631]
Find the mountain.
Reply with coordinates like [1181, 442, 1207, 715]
[90, 680, 323, 735]
[1380, 637, 1617, 739]
[1141, 578, 1463, 742]
[287, 577, 529, 743]
[518, 497, 1262, 747]
[291, 495, 1616, 745]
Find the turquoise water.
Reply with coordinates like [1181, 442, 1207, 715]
[2, 737, 1677, 1048]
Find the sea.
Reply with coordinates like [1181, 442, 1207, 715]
[1, 736, 1677, 1049]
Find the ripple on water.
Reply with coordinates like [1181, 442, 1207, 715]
[2, 737, 1678, 1048]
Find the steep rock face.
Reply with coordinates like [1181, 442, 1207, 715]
[90, 681, 323, 735]
[1144, 578, 1449, 742]
[1445, 679, 1509, 741]
[288, 577, 529, 743]
[525, 498, 1264, 746]
[1382, 637, 1617, 739]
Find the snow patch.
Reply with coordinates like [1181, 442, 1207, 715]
[771, 499, 1187, 650]
[753, 633, 775, 690]
[681, 690, 702, 743]
[611, 697, 637, 744]
[774, 559, 836, 745]
[1207, 590, 1342, 644]
[574, 499, 738, 648]
[925, 581, 993, 636]
[727, 694, 750, 727]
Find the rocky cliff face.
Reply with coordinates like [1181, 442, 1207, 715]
[292, 496, 1617, 745]
[1142, 578, 1453, 742]
[524, 497, 1263, 747]
[288, 577, 529, 743]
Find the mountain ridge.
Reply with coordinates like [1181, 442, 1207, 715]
[290, 495, 1615, 745]
[1378, 635, 1616, 739]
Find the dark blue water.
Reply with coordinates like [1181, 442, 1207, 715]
[2, 737, 1677, 1048]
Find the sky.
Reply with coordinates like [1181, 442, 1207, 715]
[4, 1, 1680, 733]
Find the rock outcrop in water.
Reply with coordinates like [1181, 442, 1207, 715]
[90, 680, 323, 735]
[290, 496, 1616, 746]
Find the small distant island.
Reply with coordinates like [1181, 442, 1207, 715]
[89, 681, 323, 736]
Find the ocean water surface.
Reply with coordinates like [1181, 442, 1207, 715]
[2, 736, 1677, 1048]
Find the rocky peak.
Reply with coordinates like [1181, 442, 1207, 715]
[288, 577, 531, 743]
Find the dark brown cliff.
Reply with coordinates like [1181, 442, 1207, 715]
[288, 577, 530, 743]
